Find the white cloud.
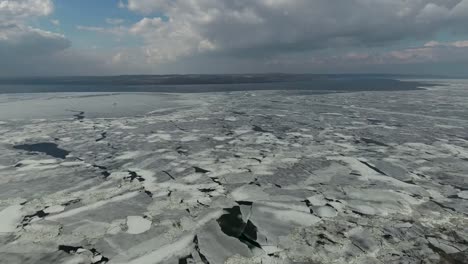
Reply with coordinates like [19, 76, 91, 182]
[77, 25, 127, 37]
[129, 17, 216, 63]
[106, 18, 125, 25]
[0, 0, 53, 20]
[424, 39, 468, 48]
[50, 19, 60, 26]
[0, 24, 69, 56]
[124, 0, 468, 64]
[0, 0, 70, 70]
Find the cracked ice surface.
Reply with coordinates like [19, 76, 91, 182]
[0, 80, 467, 264]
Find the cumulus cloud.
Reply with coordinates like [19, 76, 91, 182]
[0, 0, 71, 74]
[0, 0, 54, 20]
[123, 0, 468, 64]
[129, 17, 216, 63]
[0, 24, 70, 58]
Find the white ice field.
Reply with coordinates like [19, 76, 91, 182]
[0, 80, 467, 264]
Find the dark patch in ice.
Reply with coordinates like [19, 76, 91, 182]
[303, 200, 315, 214]
[252, 125, 271, 133]
[351, 241, 367, 253]
[13, 142, 70, 159]
[352, 210, 368, 217]
[63, 199, 81, 206]
[162, 170, 176, 180]
[249, 158, 262, 163]
[100, 171, 111, 178]
[249, 178, 261, 187]
[179, 254, 195, 264]
[236, 201, 253, 206]
[198, 188, 216, 193]
[126, 170, 145, 182]
[197, 201, 209, 207]
[318, 233, 337, 245]
[96, 132, 107, 142]
[89, 248, 110, 264]
[194, 167, 210, 174]
[193, 235, 210, 264]
[92, 164, 111, 178]
[383, 234, 393, 240]
[359, 160, 388, 176]
[217, 206, 262, 250]
[21, 210, 49, 226]
[73, 111, 85, 121]
[430, 199, 456, 212]
[359, 137, 388, 147]
[144, 191, 153, 198]
[58, 245, 83, 254]
[66, 110, 85, 121]
[59, 245, 109, 264]
[176, 146, 189, 156]
[325, 203, 337, 211]
[453, 185, 468, 192]
[367, 118, 383, 125]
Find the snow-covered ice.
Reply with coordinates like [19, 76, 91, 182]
[0, 80, 467, 263]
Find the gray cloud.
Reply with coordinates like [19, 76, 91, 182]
[76, 25, 127, 37]
[0, 24, 70, 59]
[2, 0, 468, 76]
[0, 0, 73, 76]
[125, 0, 468, 63]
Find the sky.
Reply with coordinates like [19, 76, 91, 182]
[1, 0, 468, 76]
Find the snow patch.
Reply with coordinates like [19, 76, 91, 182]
[0, 205, 23, 233]
[127, 216, 152, 235]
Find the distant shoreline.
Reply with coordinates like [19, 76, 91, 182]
[0, 73, 458, 86]
[0, 74, 437, 94]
